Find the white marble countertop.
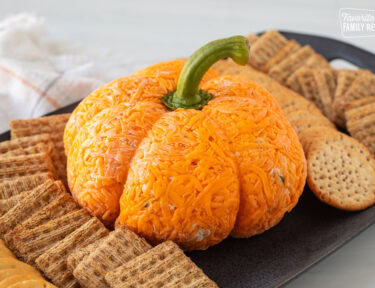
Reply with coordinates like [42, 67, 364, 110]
[1, 1, 374, 287]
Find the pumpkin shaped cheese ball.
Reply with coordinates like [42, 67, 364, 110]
[65, 36, 307, 250]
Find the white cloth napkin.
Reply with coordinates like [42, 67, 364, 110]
[0, 13, 148, 134]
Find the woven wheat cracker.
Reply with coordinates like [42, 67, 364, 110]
[345, 96, 375, 120]
[314, 69, 337, 122]
[1, 142, 50, 159]
[9, 114, 71, 186]
[0, 193, 27, 217]
[342, 71, 375, 103]
[286, 53, 332, 92]
[286, 74, 303, 94]
[286, 68, 313, 97]
[302, 53, 331, 70]
[105, 241, 218, 288]
[332, 69, 360, 127]
[286, 53, 332, 95]
[36, 217, 109, 288]
[346, 120, 375, 156]
[345, 96, 375, 155]
[345, 95, 375, 111]
[0, 180, 65, 237]
[324, 68, 337, 97]
[9, 114, 70, 139]
[73, 227, 151, 288]
[307, 132, 375, 210]
[248, 30, 288, 69]
[67, 238, 106, 273]
[0, 174, 52, 200]
[345, 97, 375, 127]
[0, 152, 55, 184]
[262, 40, 301, 73]
[292, 68, 336, 121]
[333, 70, 375, 127]
[334, 70, 359, 98]
[4, 193, 78, 254]
[0, 134, 53, 154]
[12, 209, 91, 265]
[268, 45, 315, 84]
[292, 68, 325, 111]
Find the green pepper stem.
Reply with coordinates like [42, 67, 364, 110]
[162, 35, 250, 110]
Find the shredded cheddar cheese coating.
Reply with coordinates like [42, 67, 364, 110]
[65, 59, 306, 249]
[203, 77, 306, 237]
[67, 102, 166, 224]
[118, 110, 240, 250]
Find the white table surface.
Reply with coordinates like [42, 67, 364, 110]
[1, 1, 375, 287]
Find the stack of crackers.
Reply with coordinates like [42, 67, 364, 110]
[8, 114, 71, 187]
[68, 228, 216, 288]
[246, 30, 375, 158]
[0, 114, 218, 287]
[213, 58, 375, 212]
[247, 30, 332, 85]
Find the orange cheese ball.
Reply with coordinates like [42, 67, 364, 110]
[67, 101, 166, 223]
[65, 59, 306, 249]
[118, 110, 240, 250]
[203, 76, 306, 237]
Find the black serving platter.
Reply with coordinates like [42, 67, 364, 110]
[0, 32, 374, 288]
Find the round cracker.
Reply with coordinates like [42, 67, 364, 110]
[283, 104, 324, 119]
[286, 109, 326, 123]
[279, 96, 311, 109]
[289, 115, 335, 136]
[281, 98, 323, 116]
[307, 132, 375, 211]
[298, 126, 339, 155]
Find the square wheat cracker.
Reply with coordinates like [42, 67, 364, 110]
[9, 114, 71, 186]
[105, 241, 218, 288]
[0, 173, 52, 200]
[0, 180, 65, 237]
[248, 30, 288, 69]
[4, 193, 78, 253]
[36, 217, 109, 288]
[73, 227, 151, 288]
[12, 209, 91, 265]
[0, 152, 56, 184]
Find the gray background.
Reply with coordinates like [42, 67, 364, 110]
[1, 1, 374, 287]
